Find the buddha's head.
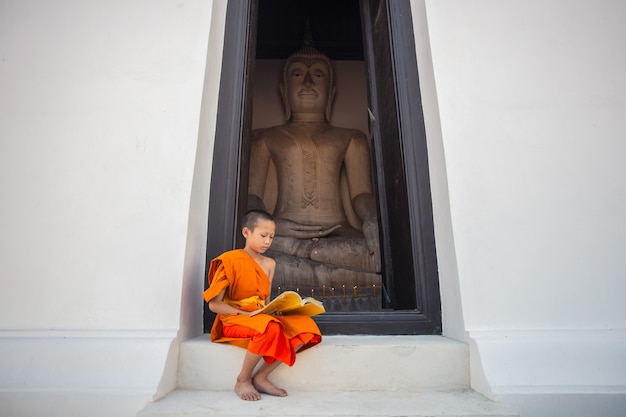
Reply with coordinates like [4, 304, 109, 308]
[281, 46, 336, 121]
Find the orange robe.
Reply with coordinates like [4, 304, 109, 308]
[203, 249, 321, 366]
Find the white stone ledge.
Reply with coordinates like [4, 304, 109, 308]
[0, 391, 150, 417]
[179, 334, 469, 391]
[0, 329, 178, 338]
[0, 330, 175, 390]
[492, 385, 626, 395]
[468, 329, 626, 396]
[0, 387, 154, 394]
[137, 388, 519, 417]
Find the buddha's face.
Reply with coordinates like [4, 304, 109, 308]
[285, 60, 330, 115]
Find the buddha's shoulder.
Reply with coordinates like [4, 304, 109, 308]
[332, 126, 368, 139]
[251, 126, 286, 139]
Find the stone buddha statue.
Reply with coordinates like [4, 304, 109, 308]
[248, 46, 382, 292]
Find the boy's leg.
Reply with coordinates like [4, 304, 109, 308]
[236, 350, 263, 401]
[226, 323, 318, 399]
[252, 360, 287, 397]
[252, 342, 306, 397]
[224, 322, 289, 400]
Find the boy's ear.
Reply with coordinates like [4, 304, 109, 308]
[242, 227, 250, 238]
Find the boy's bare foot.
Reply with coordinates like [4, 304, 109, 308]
[235, 379, 261, 401]
[252, 375, 288, 397]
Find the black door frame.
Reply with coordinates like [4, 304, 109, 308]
[204, 0, 441, 335]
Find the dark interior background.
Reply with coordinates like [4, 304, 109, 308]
[255, 0, 364, 61]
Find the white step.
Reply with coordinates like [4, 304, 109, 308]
[178, 335, 469, 391]
[137, 389, 518, 417]
[136, 335, 519, 417]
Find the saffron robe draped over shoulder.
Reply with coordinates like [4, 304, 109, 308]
[203, 249, 321, 365]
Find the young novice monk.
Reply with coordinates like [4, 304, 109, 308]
[203, 209, 322, 401]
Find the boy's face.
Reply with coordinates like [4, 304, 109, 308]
[243, 219, 276, 254]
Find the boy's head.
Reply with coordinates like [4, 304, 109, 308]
[242, 209, 275, 232]
[242, 210, 276, 253]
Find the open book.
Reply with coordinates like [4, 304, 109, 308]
[249, 291, 326, 317]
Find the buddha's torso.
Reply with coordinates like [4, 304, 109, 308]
[260, 123, 357, 226]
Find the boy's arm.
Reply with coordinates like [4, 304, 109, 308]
[207, 288, 250, 316]
[265, 256, 276, 305]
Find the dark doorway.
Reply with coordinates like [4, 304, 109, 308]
[255, 0, 364, 61]
[204, 0, 441, 335]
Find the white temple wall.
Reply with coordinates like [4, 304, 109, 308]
[416, 0, 626, 415]
[0, 0, 225, 415]
[2, 0, 625, 416]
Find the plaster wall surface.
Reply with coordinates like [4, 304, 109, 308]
[0, 0, 211, 331]
[2, 0, 626, 416]
[0, 0, 225, 415]
[418, 0, 626, 414]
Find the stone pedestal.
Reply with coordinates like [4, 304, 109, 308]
[268, 250, 384, 311]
